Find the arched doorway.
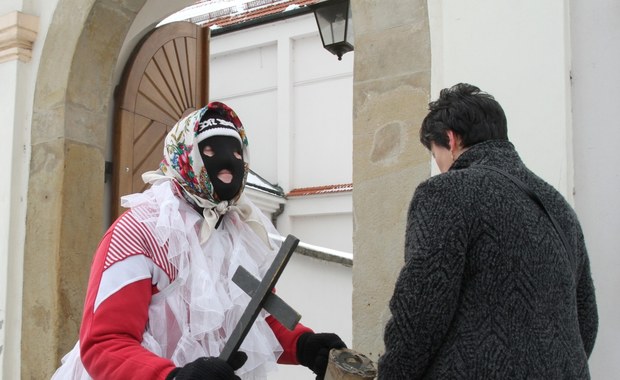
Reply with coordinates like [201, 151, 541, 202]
[22, 1, 431, 378]
[112, 21, 209, 218]
[22, 1, 195, 377]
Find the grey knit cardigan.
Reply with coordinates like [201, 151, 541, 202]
[378, 141, 598, 379]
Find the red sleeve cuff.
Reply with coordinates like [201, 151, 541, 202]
[266, 315, 314, 364]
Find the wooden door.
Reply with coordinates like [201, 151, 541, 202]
[112, 22, 209, 219]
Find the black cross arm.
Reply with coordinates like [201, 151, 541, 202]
[232, 265, 301, 330]
[218, 234, 300, 363]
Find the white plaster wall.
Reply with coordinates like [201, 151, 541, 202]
[570, 0, 620, 377]
[281, 193, 352, 252]
[428, 0, 620, 376]
[291, 213, 352, 251]
[0, 0, 59, 377]
[428, 0, 573, 199]
[210, 14, 353, 192]
[0, 58, 18, 380]
[291, 34, 353, 189]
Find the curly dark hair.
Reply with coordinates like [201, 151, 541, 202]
[420, 83, 508, 150]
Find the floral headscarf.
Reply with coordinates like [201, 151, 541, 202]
[140, 101, 273, 245]
[144, 102, 249, 209]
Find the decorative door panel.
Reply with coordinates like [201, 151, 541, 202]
[112, 22, 209, 219]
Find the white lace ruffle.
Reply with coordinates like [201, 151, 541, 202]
[51, 181, 284, 380]
[50, 342, 92, 380]
[126, 181, 283, 379]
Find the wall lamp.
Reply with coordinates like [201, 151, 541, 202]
[311, 0, 354, 60]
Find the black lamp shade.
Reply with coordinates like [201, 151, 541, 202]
[313, 0, 354, 60]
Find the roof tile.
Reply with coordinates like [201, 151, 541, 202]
[287, 183, 353, 197]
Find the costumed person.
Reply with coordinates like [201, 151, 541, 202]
[52, 102, 346, 380]
[378, 83, 598, 379]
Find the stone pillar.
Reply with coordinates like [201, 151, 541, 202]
[351, 0, 431, 363]
[22, 0, 145, 378]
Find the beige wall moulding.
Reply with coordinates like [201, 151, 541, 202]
[0, 11, 39, 63]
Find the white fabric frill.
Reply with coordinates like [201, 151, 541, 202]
[51, 180, 284, 380]
[50, 343, 91, 380]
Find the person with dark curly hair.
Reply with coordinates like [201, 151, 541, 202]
[379, 83, 598, 379]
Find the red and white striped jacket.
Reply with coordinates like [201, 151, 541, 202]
[79, 210, 311, 380]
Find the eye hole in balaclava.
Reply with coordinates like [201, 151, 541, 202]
[199, 135, 244, 201]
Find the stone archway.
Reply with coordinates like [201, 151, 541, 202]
[22, 0, 431, 377]
[21, 0, 195, 377]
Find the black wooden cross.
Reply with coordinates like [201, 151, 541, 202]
[219, 234, 302, 363]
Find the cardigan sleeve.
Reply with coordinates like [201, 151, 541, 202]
[378, 179, 468, 379]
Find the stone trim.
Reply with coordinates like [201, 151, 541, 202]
[270, 233, 353, 267]
[295, 244, 353, 267]
[0, 11, 39, 63]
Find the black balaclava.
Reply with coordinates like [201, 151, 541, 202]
[198, 135, 244, 201]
